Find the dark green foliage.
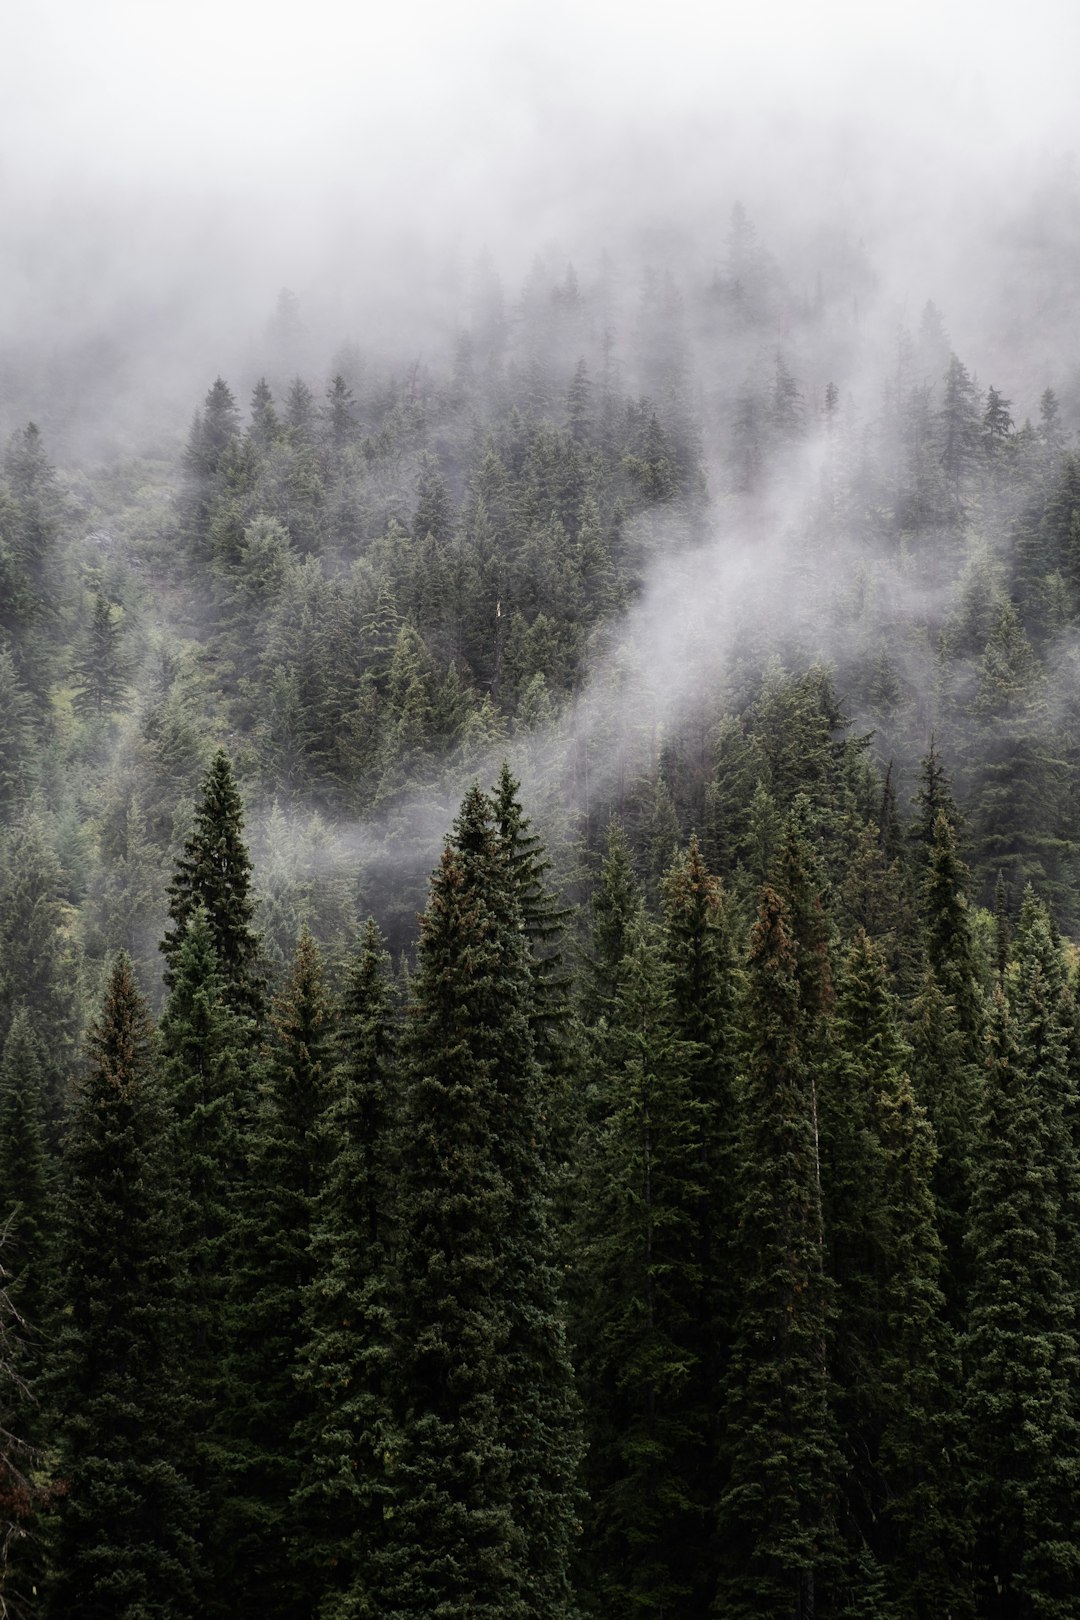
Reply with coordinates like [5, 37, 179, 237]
[294, 919, 399, 1617]
[161, 749, 264, 1020]
[156, 907, 248, 1605]
[48, 955, 201, 1618]
[11, 231, 1080, 1620]
[0, 1009, 53, 1329]
[964, 986, 1080, 1616]
[583, 818, 643, 1024]
[225, 927, 335, 1620]
[0, 811, 82, 1126]
[875, 1068, 971, 1618]
[0, 1008, 55, 1614]
[717, 887, 843, 1619]
[383, 786, 580, 1619]
[577, 909, 713, 1617]
[71, 591, 129, 719]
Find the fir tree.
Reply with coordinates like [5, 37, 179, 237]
[717, 887, 843, 1619]
[659, 836, 740, 1608]
[48, 955, 201, 1618]
[964, 987, 1080, 1616]
[161, 749, 264, 1021]
[225, 927, 336, 1620]
[156, 907, 249, 1612]
[382, 786, 580, 1619]
[875, 1067, 971, 1618]
[583, 818, 643, 1025]
[0, 1009, 54, 1613]
[71, 591, 129, 719]
[293, 919, 399, 1618]
[576, 915, 706, 1618]
[0, 1009, 53, 1330]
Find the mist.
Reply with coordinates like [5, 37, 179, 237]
[3, 0, 1078, 451]
[3, 0, 1080, 967]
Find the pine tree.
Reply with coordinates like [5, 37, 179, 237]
[717, 887, 843, 1619]
[0, 1009, 55, 1613]
[382, 786, 580, 1619]
[294, 919, 399, 1617]
[48, 955, 201, 1618]
[939, 354, 981, 508]
[156, 907, 248, 1612]
[576, 914, 706, 1617]
[659, 836, 740, 1608]
[818, 931, 895, 1573]
[0, 810, 82, 1129]
[161, 749, 264, 1021]
[963, 986, 1080, 1615]
[875, 1068, 972, 1618]
[583, 818, 643, 1025]
[491, 762, 572, 1072]
[225, 927, 336, 1620]
[0, 1010, 53, 1330]
[71, 591, 129, 719]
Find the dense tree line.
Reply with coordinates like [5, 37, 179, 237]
[3, 213, 1080, 1615]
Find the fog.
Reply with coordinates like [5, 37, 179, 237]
[3, 0, 1078, 453]
[4, 0, 1080, 955]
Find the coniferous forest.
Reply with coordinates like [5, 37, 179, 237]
[5, 179, 1080, 1620]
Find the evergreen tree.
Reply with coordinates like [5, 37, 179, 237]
[382, 786, 580, 1619]
[0, 810, 81, 1127]
[939, 354, 981, 507]
[294, 919, 399, 1617]
[659, 836, 740, 1605]
[161, 749, 264, 1020]
[0, 1009, 54, 1611]
[225, 927, 335, 1620]
[583, 818, 643, 1024]
[964, 986, 1080, 1616]
[0, 648, 36, 815]
[0, 1009, 53, 1328]
[717, 887, 843, 1619]
[71, 591, 129, 718]
[48, 955, 201, 1618]
[156, 907, 248, 1612]
[875, 1068, 971, 1618]
[576, 916, 706, 1617]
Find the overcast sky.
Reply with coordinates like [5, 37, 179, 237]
[1, 0, 1078, 446]
[4, 0, 1077, 231]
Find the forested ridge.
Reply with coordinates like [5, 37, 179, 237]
[4, 207, 1080, 1617]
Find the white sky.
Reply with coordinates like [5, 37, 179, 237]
[2, 0, 1077, 209]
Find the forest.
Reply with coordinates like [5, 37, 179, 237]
[3, 195, 1080, 1619]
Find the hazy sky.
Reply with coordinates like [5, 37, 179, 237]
[4, 0, 1077, 231]
[1, 0, 1078, 445]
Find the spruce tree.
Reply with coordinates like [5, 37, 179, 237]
[156, 907, 248, 1612]
[48, 955, 200, 1618]
[876, 1068, 972, 1618]
[717, 887, 842, 1619]
[382, 786, 580, 1619]
[583, 817, 643, 1025]
[0, 1009, 53, 1330]
[659, 836, 741, 1609]
[293, 918, 400, 1617]
[914, 810, 984, 1313]
[161, 749, 264, 1021]
[964, 986, 1080, 1616]
[576, 914, 706, 1617]
[71, 590, 129, 719]
[0, 1008, 55, 1613]
[819, 931, 896, 1573]
[225, 927, 335, 1620]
